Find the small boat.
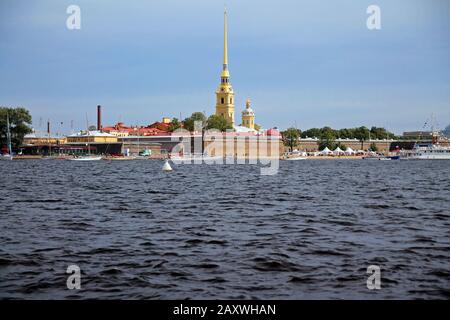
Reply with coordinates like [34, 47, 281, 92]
[284, 150, 307, 160]
[363, 155, 399, 161]
[0, 154, 13, 161]
[68, 114, 102, 161]
[285, 156, 307, 161]
[68, 155, 103, 161]
[170, 153, 223, 163]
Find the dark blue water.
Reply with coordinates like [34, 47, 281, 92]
[0, 159, 449, 299]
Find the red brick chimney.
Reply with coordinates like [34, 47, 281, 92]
[97, 105, 102, 131]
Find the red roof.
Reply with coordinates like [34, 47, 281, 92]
[102, 122, 170, 136]
[148, 121, 171, 131]
[266, 128, 281, 136]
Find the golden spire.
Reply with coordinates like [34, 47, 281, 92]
[223, 7, 228, 70]
[220, 7, 230, 78]
[216, 6, 234, 125]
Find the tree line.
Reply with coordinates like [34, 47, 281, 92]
[301, 126, 396, 140]
[167, 112, 234, 132]
[168, 112, 261, 132]
[282, 126, 397, 151]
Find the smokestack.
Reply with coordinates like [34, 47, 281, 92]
[97, 105, 102, 131]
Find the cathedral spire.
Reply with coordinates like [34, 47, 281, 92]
[216, 7, 234, 125]
[223, 7, 228, 70]
[221, 7, 230, 79]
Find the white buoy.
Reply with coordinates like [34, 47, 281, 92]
[162, 159, 173, 172]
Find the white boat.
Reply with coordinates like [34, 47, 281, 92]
[68, 113, 102, 161]
[363, 155, 400, 161]
[284, 150, 307, 160]
[401, 118, 450, 160]
[401, 143, 450, 160]
[170, 153, 223, 163]
[0, 154, 13, 161]
[285, 156, 307, 161]
[68, 155, 103, 161]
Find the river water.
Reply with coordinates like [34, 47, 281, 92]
[0, 159, 449, 299]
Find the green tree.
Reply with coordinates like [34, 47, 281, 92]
[0, 107, 32, 150]
[354, 126, 370, 141]
[369, 143, 378, 152]
[370, 126, 397, 140]
[338, 128, 352, 139]
[301, 127, 321, 138]
[168, 118, 182, 132]
[206, 115, 233, 132]
[299, 125, 397, 141]
[183, 112, 207, 132]
[320, 126, 336, 138]
[319, 129, 337, 150]
[282, 127, 300, 152]
[370, 127, 384, 139]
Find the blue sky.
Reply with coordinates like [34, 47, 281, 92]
[1, 0, 449, 134]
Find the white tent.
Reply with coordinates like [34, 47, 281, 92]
[321, 147, 332, 155]
[334, 147, 345, 155]
[345, 147, 355, 155]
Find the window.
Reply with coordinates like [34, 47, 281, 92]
[230, 98, 233, 104]
[221, 98, 224, 104]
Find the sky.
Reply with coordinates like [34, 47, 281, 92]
[1, 0, 449, 135]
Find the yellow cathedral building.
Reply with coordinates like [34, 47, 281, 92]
[242, 99, 255, 130]
[215, 9, 256, 131]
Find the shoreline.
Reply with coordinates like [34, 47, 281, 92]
[8, 155, 375, 161]
[298, 156, 364, 160]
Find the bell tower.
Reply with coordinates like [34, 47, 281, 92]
[242, 99, 255, 129]
[215, 8, 235, 125]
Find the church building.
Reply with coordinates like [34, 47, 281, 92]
[241, 99, 255, 130]
[215, 9, 257, 133]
